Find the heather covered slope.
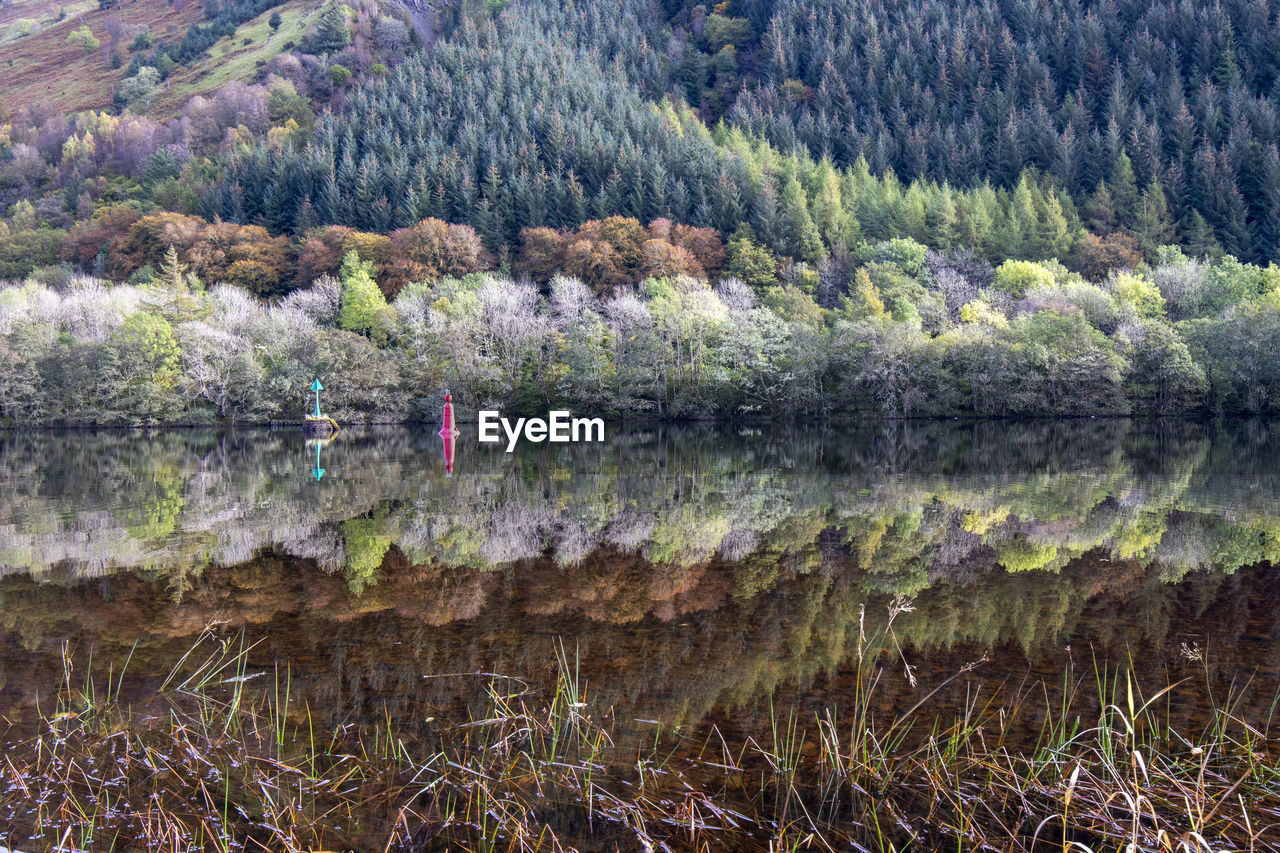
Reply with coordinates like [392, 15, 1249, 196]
[0, 0, 203, 114]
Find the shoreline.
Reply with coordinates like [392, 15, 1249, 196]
[0, 411, 1241, 432]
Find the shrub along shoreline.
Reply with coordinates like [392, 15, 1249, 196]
[2, 233, 1280, 426]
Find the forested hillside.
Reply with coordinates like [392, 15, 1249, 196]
[210, 7, 1087, 270]
[5, 0, 1280, 424]
[218, 0, 1280, 262]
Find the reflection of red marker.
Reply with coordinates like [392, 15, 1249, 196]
[439, 390, 460, 476]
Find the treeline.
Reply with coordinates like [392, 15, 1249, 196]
[727, 0, 1280, 262]
[45, 208, 733, 298]
[3, 235, 1280, 424]
[61, 209, 492, 298]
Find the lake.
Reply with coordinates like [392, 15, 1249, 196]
[2, 420, 1279, 849]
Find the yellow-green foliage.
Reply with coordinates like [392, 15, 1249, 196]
[112, 312, 181, 388]
[762, 284, 825, 329]
[838, 268, 887, 321]
[66, 24, 99, 53]
[958, 299, 1008, 328]
[1113, 512, 1168, 559]
[1108, 271, 1166, 318]
[961, 506, 1010, 536]
[337, 251, 388, 336]
[342, 517, 391, 593]
[1258, 264, 1280, 304]
[729, 513, 826, 599]
[646, 504, 731, 565]
[996, 538, 1060, 572]
[844, 516, 889, 568]
[993, 259, 1055, 297]
[731, 550, 782, 601]
[126, 468, 184, 541]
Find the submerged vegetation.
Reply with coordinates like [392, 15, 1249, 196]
[2, 623, 1277, 850]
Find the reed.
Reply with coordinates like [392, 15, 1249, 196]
[1, 625, 1277, 852]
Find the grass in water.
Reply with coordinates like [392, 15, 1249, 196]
[0, 623, 1276, 851]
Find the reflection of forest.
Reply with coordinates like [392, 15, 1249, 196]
[1, 548, 1277, 746]
[5, 421, 1280, 588]
[3, 420, 1280, 738]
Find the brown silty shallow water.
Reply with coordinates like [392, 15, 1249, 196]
[1, 420, 1279, 848]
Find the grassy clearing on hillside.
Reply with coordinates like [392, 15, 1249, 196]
[148, 0, 314, 115]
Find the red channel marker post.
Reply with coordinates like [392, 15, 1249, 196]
[439, 390, 460, 475]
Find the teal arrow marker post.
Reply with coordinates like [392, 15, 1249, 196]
[311, 378, 324, 417]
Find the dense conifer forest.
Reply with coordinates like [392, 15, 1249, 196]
[4, 0, 1280, 423]
[216, 0, 1280, 262]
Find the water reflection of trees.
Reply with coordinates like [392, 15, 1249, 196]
[0, 549, 1274, 739]
[5, 421, 1280, 590]
[5, 420, 1280, 778]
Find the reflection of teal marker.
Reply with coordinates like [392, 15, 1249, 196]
[312, 442, 325, 481]
[311, 378, 324, 417]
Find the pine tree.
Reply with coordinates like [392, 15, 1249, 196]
[144, 246, 205, 323]
[811, 160, 855, 249]
[1182, 210, 1222, 260]
[840, 268, 887, 320]
[160, 245, 188, 292]
[296, 197, 318, 234]
[753, 174, 784, 253]
[1085, 184, 1119, 234]
[1255, 146, 1280, 261]
[1036, 188, 1072, 259]
[925, 185, 958, 250]
[726, 226, 781, 291]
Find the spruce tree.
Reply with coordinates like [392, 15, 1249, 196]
[1134, 181, 1174, 255]
[781, 177, 826, 262]
[311, 2, 351, 54]
[1110, 151, 1140, 230]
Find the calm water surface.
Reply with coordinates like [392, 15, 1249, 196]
[1, 420, 1279, 772]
